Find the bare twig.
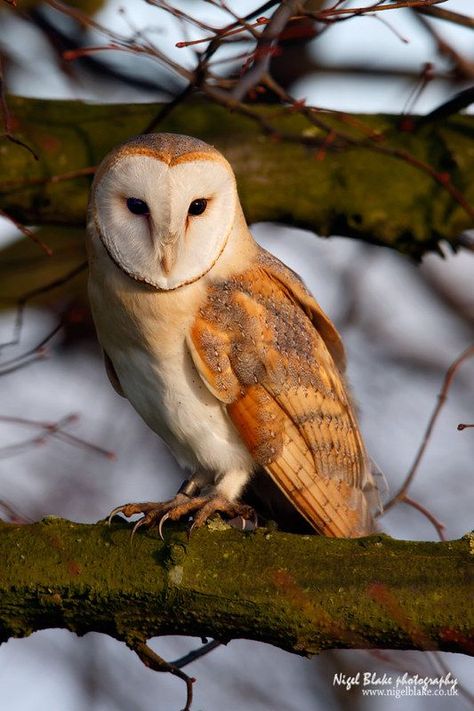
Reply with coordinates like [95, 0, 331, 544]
[402, 496, 446, 540]
[401, 63, 435, 114]
[384, 345, 474, 511]
[0, 413, 115, 460]
[0, 209, 52, 256]
[171, 640, 222, 669]
[0, 55, 39, 160]
[28, 5, 179, 97]
[212, 75, 474, 224]
[232, 0, 306, 101]
[0, 499, 31, 523]
[416, 5, 474, 30]
[143, 77, 196, 134]
[420, 87, 474, 126]
[0, 322, 63, 376]
[414, 10, 474, 80]
[0, 166, 95, 190]
[0, 261, 87, 352]
[303, 0, 449, 21]
[419, 261, 474, 330]
[132, 641, 194, 711]
[18, 0, 473, 227]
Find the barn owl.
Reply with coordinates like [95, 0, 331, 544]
[87, 133, 381, 538]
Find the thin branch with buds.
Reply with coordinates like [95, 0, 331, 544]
[132, 641, 195, 711]
[0, 209, 52, 256]
[402, 496, 446, 541]
[0, 321, 63, 376]
[49, 0, 474, 225]
[0, 261, 87, 352]
[384, 345, 474, 512]
[0, 55, 39, 160]
[231, 0, 306, 101]
[0, 413, 115, 460]
[171, 640, 222, 669]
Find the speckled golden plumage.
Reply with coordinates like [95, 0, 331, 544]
[189, 249, 374, 537]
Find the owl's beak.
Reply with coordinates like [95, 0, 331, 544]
[160, 236, 179, 275]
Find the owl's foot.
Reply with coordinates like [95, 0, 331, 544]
[108, 494, 257, 539]
[187, 495, 257, 535]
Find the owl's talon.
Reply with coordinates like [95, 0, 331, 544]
[108, 505, 127, 525]
[228, 515, 248, 531]
[228, 508, 258, 531]
[189, 498, 257, 532]
[107, 495, 257, 539]
[187, 518, 200, 539]
[158, 512, 171, 541]
[131, 515, 147, 540]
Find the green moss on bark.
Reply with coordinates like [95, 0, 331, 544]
[1, 97, 473, 257]
[1, 518, 473, 656]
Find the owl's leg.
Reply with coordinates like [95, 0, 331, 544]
[187, 497, 256, 533]
[175, 469, 257, 533]
[186, 469, 257, 531]
[108, 470, 256, 536]
[107, 474, 207, 525]
[108, 484, 203, 534]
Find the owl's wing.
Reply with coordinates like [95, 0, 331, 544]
[256, 249, 347, 373]
[188, 249, 379, 537]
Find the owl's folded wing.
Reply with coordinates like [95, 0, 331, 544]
[188, 251, 378, 537]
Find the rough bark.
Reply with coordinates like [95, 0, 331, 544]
[1, 517, 473, 657]
[1, 96, 474, 258]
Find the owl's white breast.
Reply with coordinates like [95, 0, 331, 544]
[87, 229, 255, 479]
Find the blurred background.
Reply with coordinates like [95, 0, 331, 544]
[0, 1, 473, 709]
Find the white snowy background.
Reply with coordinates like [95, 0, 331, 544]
[0, 2, 473, 710]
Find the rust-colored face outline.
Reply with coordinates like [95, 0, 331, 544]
[91, 148, 235, 293]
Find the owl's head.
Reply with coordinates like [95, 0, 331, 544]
[89, 133, 238, 290]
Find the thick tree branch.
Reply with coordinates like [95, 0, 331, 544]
[1, 97, 474, 257]
[1, 517, 473, 658]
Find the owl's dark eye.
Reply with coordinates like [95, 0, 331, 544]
[126, 197, 150, 215]
[188, 198, 207, 216]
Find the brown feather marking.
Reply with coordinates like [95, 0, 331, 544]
[228, 385, 284, 465]
[257, 248, 347, 372]
[272, 416, 365, 537]
[189, 251, 378, 537]
[189, 319, 240, 403]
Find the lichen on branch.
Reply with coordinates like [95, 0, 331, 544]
[1, 97, 474, 258]
[1, 517, 473, 658]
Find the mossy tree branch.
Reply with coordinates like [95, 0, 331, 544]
[1, 517, 474, 659]
[1, 97, 474, 258]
